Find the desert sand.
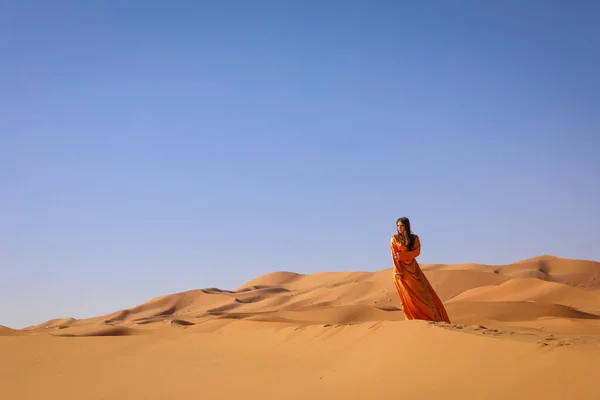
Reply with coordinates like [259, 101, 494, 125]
[2, 255, 600, 399]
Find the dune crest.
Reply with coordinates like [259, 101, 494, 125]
[0, 325, 27, 336]
[11, 255, 599, 338]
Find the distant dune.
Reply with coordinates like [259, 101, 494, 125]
[14, 254, 600, 337]
[2, 255, 600, 399]
[0, 325, 26, 336]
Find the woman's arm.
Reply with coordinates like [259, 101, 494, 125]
[391, 237, 404, 278]
[390, 237, 398, 261]
[390, 236, 405, 261]
[398, 235, 421, 261]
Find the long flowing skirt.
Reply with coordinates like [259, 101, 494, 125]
[394, 260, 451, 323]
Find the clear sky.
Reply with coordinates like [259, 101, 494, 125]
[1, 0, 599, 329]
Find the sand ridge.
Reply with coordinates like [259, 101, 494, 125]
[8, 255, 598, 338]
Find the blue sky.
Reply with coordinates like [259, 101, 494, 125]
[1, 0, 599, 329]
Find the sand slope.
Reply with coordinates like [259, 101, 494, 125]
[2, 320, 600, 400]
[0, 325, 26, 336]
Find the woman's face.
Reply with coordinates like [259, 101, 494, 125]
[397, 221, 406, 236]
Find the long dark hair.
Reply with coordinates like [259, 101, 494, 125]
[396, 217, 416, 250]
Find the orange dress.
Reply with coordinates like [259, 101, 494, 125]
[390, 234, 451, 323]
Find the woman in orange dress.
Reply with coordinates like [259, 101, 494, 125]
[391, 217, 451, 323]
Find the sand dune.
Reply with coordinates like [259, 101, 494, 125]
[452, 300, 600, 321]
[494, 255, 600, 289]
[447, 277, 600, 311]
[0, 325, 26, 336]
[13, 255, 600, 337]
[422, 268, 510, 301]
[51, 325, 146, 337]
[24, 317, 77, 331]
[3, 255, 600, 399]
[245, 304, 405, 325]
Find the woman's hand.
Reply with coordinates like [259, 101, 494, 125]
[395, 252, 410, 263]
[393, 265, 403, 280]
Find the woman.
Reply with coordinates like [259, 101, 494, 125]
[391, 217, 451, 323]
